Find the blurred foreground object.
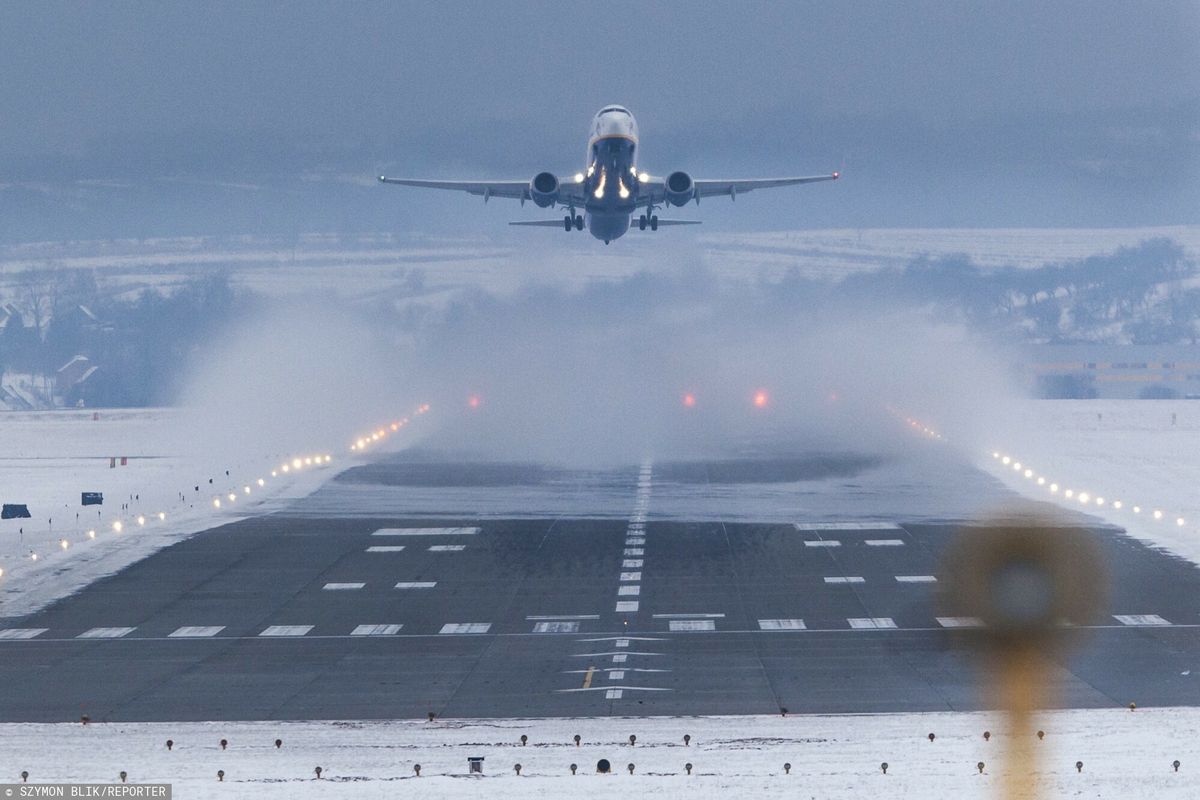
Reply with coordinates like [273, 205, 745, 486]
[940, 515, 1108, 799]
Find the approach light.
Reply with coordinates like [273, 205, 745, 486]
[282, 465, 290, 473]
[1095, 497, 1105, 506]
[1064, 489, 1074, 498]
[244, 486, 251, 494]
[271, 470, 278, 477]
[1012, 462, 1021, 471]
[213, 499, 221, 508]
[60, 540, 68, 550]
[391, 423, 398, 431]
[293, 458, 303, 469]
[683, 393, 696, 408]
[1153, 510, 1163, 520]
[257, 478, 265, 487]
[1001, 456, 1011, 465]
[992, 452, 1000, 459]
[31, 553, 38, 561]
[1113, 501, 1122, 509]
[1050, 483, 1059, 493]
[158, 512, 166, 520]
[112, 521, 123, 533]
[228, 493, 236, 502]
[1037, 477, 1045, 486]
[1178, 518, 1186, 526]
[87, 530, 96, 539]
[1024, 469, 1033, 478]
[1133, 506, 1141, 514]
[1077, 492, 1089, 504]
[753, 391, 768, 408]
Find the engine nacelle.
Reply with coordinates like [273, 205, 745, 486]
[529, 171, 560, 208]
[664, 171, 695, 207]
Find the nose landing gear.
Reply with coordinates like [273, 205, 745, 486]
[638, 214, 659, 231]
[564, 213, 584, 231]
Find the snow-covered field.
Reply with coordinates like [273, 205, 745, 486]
[2, 709, 1196, 798]
[0, 409, 345, 618]
[983, 399, 1200, 567]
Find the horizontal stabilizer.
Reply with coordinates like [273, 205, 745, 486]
[633, 220, 702, 228]
[509, 220, 570, 227]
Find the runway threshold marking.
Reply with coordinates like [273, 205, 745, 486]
[0, 628, 47, 640]
[1114, 614, 1172, 626]
[77, 627, 135, 639]
[582, 666, 595, 689]
[372, 527, 480, 536]
[795, 522, 902, 531]
[169, 626, 225, 638]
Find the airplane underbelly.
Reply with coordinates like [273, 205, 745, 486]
[586, 210, 630, 242]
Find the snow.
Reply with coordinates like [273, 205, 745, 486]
[1, 708, 1196, 797]
[0, 408, 345, 618]
[982, 399, 1200, 566]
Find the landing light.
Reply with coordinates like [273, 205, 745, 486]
[574, 172, 584, 184]
[638, 172, 649, 183]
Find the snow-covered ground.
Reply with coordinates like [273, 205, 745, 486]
[0, 409, 348, 618]
[982, 399, 1200, 567]
[2, 708, 1196, 798]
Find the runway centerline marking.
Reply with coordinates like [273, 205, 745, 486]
[534, 621, 580, 633]
[617, 585, 640, 596]
[669, 619, 716, 632]
[351, 624, 403, 636]
[365, 546, 405, 552]
[619, 572, 642, 581]
[865, 539, 906, 546]
[323, 582, 365, 590]
[428, 544, 466, 552]
[848, 617, 897, 629]
[759, 619, 806, 630]
[795, 522, 902, 531]
[824, 576, 866, 584]
[394, 581, 437, 589]
[895, 575, 937, 583]
[615, 600, 639, 612]
[622, 559, 643, 568]
[937, 616, 984, 628]
[804, 540, 841, 548]
[527, 615, 600, 621]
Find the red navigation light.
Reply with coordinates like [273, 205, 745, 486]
[682, 393, 696, 408]
[753, 390, 768, 408]
[468, 395, 481, 409]
[832, 171, 840, 179]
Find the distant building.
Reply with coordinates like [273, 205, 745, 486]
[1020, 346, 1200, 399]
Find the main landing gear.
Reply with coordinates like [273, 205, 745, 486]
[638, 214, 659, 231]
[563, 213, 583, 231]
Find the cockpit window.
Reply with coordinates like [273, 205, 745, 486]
[599, 106, 630, 115]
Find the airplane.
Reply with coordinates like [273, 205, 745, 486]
[378, 105, 839, 244]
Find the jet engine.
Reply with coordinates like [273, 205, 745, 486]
[664, 171, 695, 206]
[529, 171, 560, 208]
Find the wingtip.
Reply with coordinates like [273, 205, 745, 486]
[832, 171, 840, 180]
[378, 175, 387, 183]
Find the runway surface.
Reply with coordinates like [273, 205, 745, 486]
[2, 443, 1199, 722]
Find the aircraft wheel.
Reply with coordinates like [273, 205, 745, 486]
[564, 216, 573, 231]
[638, 215, 647, 231]
[575, 214, 584, 230]
[650, 215, 659, 231]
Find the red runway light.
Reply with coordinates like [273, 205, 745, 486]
[468, 395, 481, 409]
[682, 393, 696, 408]
[753, 391, 769, 408]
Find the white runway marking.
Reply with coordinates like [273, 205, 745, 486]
[865, 539, 906, 547]
[615, 600, 639, 612]
[323, 582, 365, 590]
[624, 548, 644, 556]
[605, 689, 623, 699]
[622, 559, 643, 569]
[824, 576, 866, 584]
[848, 617, 897, 629]
[652, 613, 725, 619]
[0, 628, 47, 640]
[895, 575, 938, 583]
[615, 639, 630, 647]
[351, 624, 403, 636]
[669, 619, 716, 632]
[609, 670, 625, 680]
[77, 627, 135, 639]
[259, 625, 313, 637]
[620, 571, 642, 581]
[168, 626, 225, 638]
[533, 621, 579, 633]
[439, 623, 491, 634]
[804, 540, 841, 547]
[795, 522, 901, 531]
[372, 527, 480, 536]
[428, 544, 466, 552]
[625, 537, 646, 545]
[759, 619, 807, 630]
[617, 585, 640, 596]
[365, 546, 405, 552]
[527, 614, 600, 621]
[1113, 614, 1171, 626]
[612, 654, 628, 663]
[936, 616, 984, 628]
[394, 581, 437, 589]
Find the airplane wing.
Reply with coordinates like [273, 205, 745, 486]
[693, 173, 838, 200]
[378, 175, 589, 205]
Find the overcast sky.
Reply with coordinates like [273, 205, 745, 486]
[1, 1, 1197, 241]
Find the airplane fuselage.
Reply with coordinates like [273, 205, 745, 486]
[581, 105, 641, 243]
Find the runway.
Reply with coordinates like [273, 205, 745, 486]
[2, 445, 1199, 722]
